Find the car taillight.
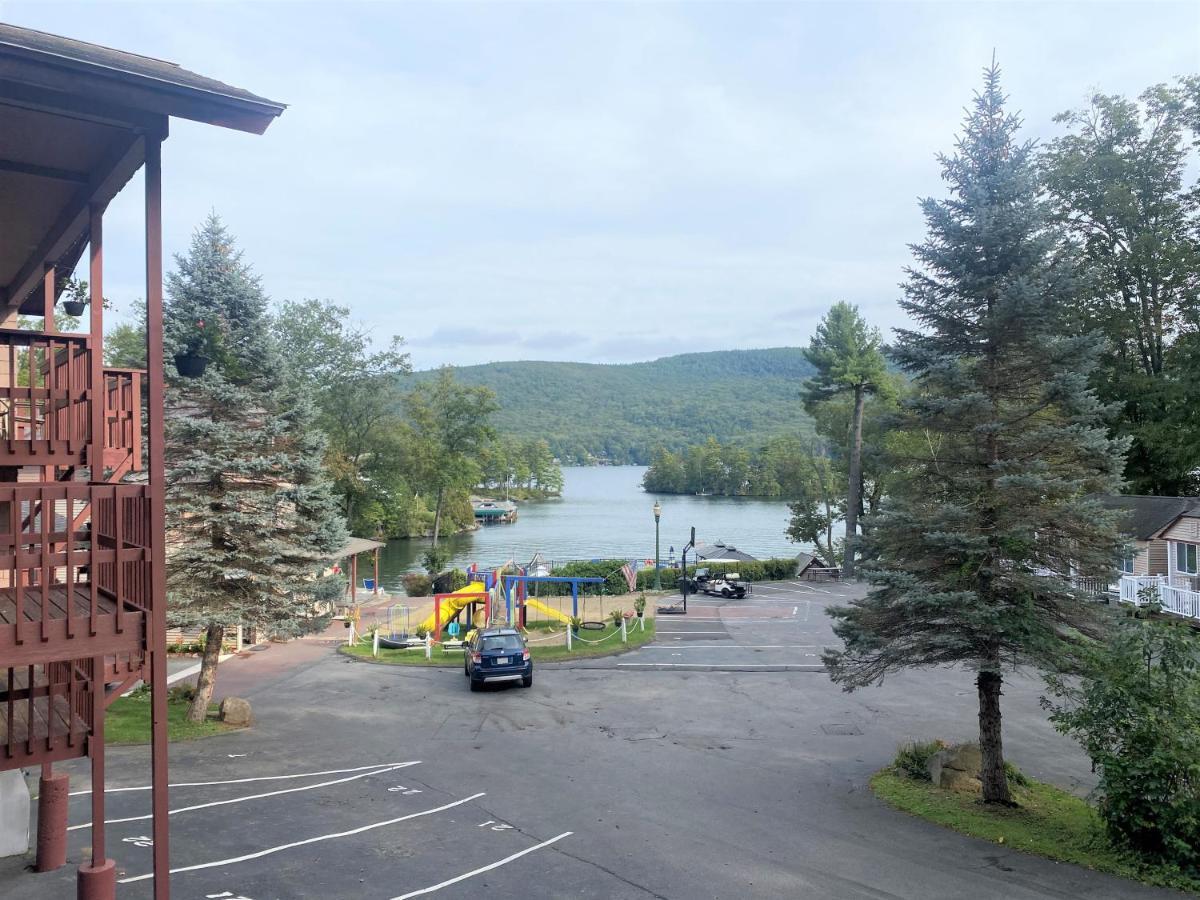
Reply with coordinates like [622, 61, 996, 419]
[471, 652, 481, 664]
[522, 649, 530, 661]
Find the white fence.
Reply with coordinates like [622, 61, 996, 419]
[1118, 574, 1200, 621]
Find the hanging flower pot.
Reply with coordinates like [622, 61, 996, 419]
[62, 299, 87, 317]
[174, 353, 209, 378]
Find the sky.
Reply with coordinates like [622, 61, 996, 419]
[2, 1, 1198, 369]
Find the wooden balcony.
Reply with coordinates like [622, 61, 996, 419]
[1, 659, 93, 766]
[0, 329, 143, 473]
[0, 483, 151, 667]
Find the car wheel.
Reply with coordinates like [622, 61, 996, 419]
[721, 588, 731, 598]
[464, 660, 469, 676]
[522, 674, 533, 688]
[469, 679, 482, 692]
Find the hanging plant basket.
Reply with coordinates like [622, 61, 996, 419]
[62, 300, 87, 317]
[174, 353, 209, 378]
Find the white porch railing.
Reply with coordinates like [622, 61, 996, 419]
[1118, 575, 1200, 621]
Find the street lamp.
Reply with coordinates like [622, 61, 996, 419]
[653, 500, 662, 590]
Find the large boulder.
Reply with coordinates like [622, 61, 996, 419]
[927, 742, 982, 791]
[219, 696, 253, 728]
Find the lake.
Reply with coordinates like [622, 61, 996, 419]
[373, 465, 802, 592]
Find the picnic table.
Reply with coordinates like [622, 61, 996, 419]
[803, 566, 841, 582]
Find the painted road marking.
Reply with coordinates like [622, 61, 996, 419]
[73, 763, 418, 831]
[391, 832, 573, 899]
[617, 662, 824, 669]
[655, 630, 727, 635]
[118, 792, 486, 883]
[68, 763, 419, 797]
[637, 645, 818, 650]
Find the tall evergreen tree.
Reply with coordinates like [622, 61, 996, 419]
[802, 302, 888, 577]
[824, 66, 1128, 803]
[164, 215, 348, 722]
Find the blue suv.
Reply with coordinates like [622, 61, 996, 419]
[464, 627, 532, 691]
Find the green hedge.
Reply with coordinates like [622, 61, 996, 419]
[524, 557, 800, 596]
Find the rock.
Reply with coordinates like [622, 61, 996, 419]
[927, 742, 983, 789]
[219, 696, 253, 727]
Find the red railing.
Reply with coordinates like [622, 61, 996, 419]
[0, 483, 152, 649]
[0, 330, 144, 472]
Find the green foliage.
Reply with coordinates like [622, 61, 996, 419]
[421, 546, 450, 576]
[478, 436, 562, 497]
[164, 215, 348, 645]
[409, 348, 816, 465]
[644, 435, 830, 498]
[825, 66, 1128, 804]
[892, 739, 947, 781]
[1045, 620, 1200, 871]
[1041, 80, 1200, 495]
[609, 608, 625, 628]
[402, 572, 433, 598]
[271, 298, 411, 529]
[404, 367, 499, 543]
[802, 302, 889, 404]
[448, 568, 469, 591]
[104, 318, 147, 368]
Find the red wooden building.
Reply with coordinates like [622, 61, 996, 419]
[0, 23, 282, 899]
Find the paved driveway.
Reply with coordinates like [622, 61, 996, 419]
[2, 580, 1176, 899]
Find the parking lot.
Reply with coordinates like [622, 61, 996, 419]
[2, 580, 1178, 899]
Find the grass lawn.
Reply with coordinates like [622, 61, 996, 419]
[340, 619, 656, 667]
[872, 768, 1200, 894]
[105, 691, 237, 745]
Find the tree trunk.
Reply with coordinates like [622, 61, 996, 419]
[843, 384, 866, 578]
[187, 622, 225, 724]
[976, 669, 1011, 804]
[432, 485, 444, 546]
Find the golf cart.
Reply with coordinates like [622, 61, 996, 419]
[700, 572, 748, 599]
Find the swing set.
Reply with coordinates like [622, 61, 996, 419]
[501, 575, 608, 629]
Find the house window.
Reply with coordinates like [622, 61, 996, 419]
[1175, 542, 1198, 575]
[1119, 553, 1135, 575]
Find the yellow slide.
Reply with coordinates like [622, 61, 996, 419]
[524, 597, 572, 625]
[417, 583, 490, 634]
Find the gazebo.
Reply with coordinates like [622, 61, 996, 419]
[0, 23, 283, 900]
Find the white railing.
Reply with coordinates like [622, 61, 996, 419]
[1118, 574, 1200, 621]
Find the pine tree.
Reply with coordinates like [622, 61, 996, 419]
[823, 65, 1129, 804]
[802, 302, 888, 577]
[164, 215, 347, 722]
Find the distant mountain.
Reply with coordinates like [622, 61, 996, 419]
[411, 348, 815, 465]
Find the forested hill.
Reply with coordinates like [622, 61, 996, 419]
[409, 348, 815, 465]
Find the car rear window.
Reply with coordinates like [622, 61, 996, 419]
[481, 635, 523, 652]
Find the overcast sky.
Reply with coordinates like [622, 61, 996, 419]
[2, 2, 1197, 368]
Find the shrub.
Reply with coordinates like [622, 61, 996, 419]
[634, 593, 647, 615]
[448, 568, 469, 591]
[402, 572, 433, 597]
[421, 546, 450, 576]
[892, 739, 946, 781]
[1046, 620, 1200, 871]
[609, 609, 624, 628]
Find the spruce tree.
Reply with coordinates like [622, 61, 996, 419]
[824, 66, 1128, 803]
[164, 215, 348, 722]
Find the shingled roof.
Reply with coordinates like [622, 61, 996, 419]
[1100, 495, 1200, 541]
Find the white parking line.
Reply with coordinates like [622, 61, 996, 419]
[68, 763, 417, 797]
[73, 763, 418, 831]
[391, 832, 573, 898]
[638, 645, 817, 650]
[655, 630, 727, 635]
[617, 662, 824, 669]
[118, 792, 485, 883]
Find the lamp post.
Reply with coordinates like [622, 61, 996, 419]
[653, 501, 662, 590]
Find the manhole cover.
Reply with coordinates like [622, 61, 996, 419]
[821, 723, 862, 735]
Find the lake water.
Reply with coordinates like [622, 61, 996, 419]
[373, 465, 800, 592]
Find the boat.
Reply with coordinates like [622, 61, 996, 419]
[471, 497, 518, 523]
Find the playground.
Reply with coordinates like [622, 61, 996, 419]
[345, 563, 657, 661]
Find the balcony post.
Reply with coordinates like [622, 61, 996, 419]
[143, 131, 171, 900]
[89, 206, 104, 483]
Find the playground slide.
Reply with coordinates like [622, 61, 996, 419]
[416, 583, 489, 635]
[524, 597, 572, 625]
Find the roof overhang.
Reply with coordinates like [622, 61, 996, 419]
[0, 23, 284, 317]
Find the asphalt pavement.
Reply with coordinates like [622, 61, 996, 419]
[1, 579, 1177, 900]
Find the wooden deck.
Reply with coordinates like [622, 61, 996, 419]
[1, 664, 90, 765]
[0, 583, 144, 666]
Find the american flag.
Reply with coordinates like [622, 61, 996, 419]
[620, 562, 637, 592]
